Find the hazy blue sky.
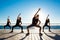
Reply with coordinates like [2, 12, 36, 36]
[0, 0, 60, 23]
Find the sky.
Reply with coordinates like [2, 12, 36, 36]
[0, 0, 60, 24]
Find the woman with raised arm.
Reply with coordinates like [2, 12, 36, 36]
[26, 8, 42, 36]
[10, 13, 24, 33]
[4, 16, 11, 29]
[43, 14, 51, 32]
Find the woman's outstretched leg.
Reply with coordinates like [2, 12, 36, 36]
[9, 25, 11, 29]
[47, 25, 51, 32]
[10, 25, 16, 33]
[19, 26, 24, 33]
[4, 25, 7, 29]
[26, 24, 33, 36]
[36, 25, 42, 36]
[43, 25, 45, 32]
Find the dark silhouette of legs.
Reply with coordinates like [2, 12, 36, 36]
[4, 25, 11, 29]
[4, 25, 7, 29]
[10, 25, 17, 33]
[36, 25, 41, 33]
[35, 25, 42, 36]
[20, 25, 42, 40]
[26, 24, 42, 36]
[10, 25, 24, 33]
[19, 25, 24, 33]
[26, 24, 34, 36]
[47, 25, 51, 32]
[43, 25, 45, 32]
[43, 25, 51, 32]
[9, 25, 11, 29]
[27, 24, 34, 33]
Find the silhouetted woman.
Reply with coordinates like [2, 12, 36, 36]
[26, 8, 42, 36]
[4, 16, 11, 29]
[43, 14, 51, 32]
[10, 13, 24, 33]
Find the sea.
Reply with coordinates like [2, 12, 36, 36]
[0, 23, 60, 29]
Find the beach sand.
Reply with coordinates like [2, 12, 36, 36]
[0, 28, 60, 40]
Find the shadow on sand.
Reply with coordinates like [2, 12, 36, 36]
[20, 33, 43, 40]
[0, 32, 11, 36]
[20, 33, 29, 40]
[0, 32, 22, 40]
[44, 31, 60, 40]
[39, 35, 43, 40]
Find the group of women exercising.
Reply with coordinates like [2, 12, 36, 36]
[4, 8, 51, 36]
